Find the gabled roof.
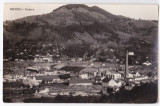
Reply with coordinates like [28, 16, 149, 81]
[79, 68, 98, 74]
[102, 77, 112, 83]
[59, 74, 71, 79]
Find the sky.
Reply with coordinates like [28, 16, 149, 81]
[3, 4, 159, 21]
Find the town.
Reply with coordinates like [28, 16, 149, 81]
[3, 50, 158, 102]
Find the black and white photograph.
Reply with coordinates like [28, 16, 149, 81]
[3, 3, 158, 103]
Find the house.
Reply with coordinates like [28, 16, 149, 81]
[127, 71, 148, 82]
[105, 71, 121, 80]
[44, 71, 54, 75]
[79, 72, 95, 79]
[28, 75, 61, 84]
[23, 77, 39, 88]
[143, 61, 152, 66]
[69, 77, 92, 86]
[26, 66, 39, 73]
[79, 73, 88, 79]
[131, 71, 141, 77]
[34, 58, 43, 62]
[79, 68, 99, 79]
[102, 78, 122, 88]
[134, 75, 148, 81]
[97, 68, 122, 80]
[42, 57, 53, 63]
[34, 55, 53, 63]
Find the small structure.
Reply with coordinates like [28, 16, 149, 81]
[102, 78, 122, 88]
[26, 66, 39, 74]
[143, 61, 152, 66]
[79, 73, 89, 79]
[127, 71, 148, 82]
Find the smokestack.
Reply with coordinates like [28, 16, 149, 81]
[125, 50, 129, 79]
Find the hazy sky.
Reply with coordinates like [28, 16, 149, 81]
[3, 4, 159, 21]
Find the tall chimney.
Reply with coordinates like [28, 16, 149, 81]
[125, 50, 129, 79]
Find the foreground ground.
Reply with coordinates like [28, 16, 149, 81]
[4, 81, 158, 103]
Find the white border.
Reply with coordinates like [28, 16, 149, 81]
[0, 0, 159, 106]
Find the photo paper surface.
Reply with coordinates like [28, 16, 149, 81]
[3, 4, 158, 103]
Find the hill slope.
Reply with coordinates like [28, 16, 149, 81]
[3, 4, 158, 64]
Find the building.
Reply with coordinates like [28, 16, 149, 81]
[44, 71, 54, 75]
[34, 58, 43, 62]
[102, 78, 122, 88]
[95, 68, 122, 80]
[79, 68, 99, 79]
[34, 55, 53, 63]
[127, 71, 148, 82]
[28, 75, 61, 84]
[42, 57, 53, 63]
[69, 77, 92, 86]
[26, 66, 39, 74]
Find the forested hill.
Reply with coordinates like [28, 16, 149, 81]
[3, 4, 158, 64]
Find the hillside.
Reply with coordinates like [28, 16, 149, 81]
[3, 4, 158, 65]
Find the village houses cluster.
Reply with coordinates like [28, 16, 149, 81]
[3, 58, 151, 96]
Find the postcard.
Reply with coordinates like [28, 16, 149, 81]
[3, 3, 158, 103]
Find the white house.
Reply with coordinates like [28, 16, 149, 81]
[128, 71, 149, 82]
[105, 71, 122, 80]
[79, 73, 88, 79]
[94, 68, 122, 80]
[102, 78, 122, 88]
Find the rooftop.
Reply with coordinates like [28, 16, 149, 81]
[79, 67, 98, 74]
[102, 77, 112, 83]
